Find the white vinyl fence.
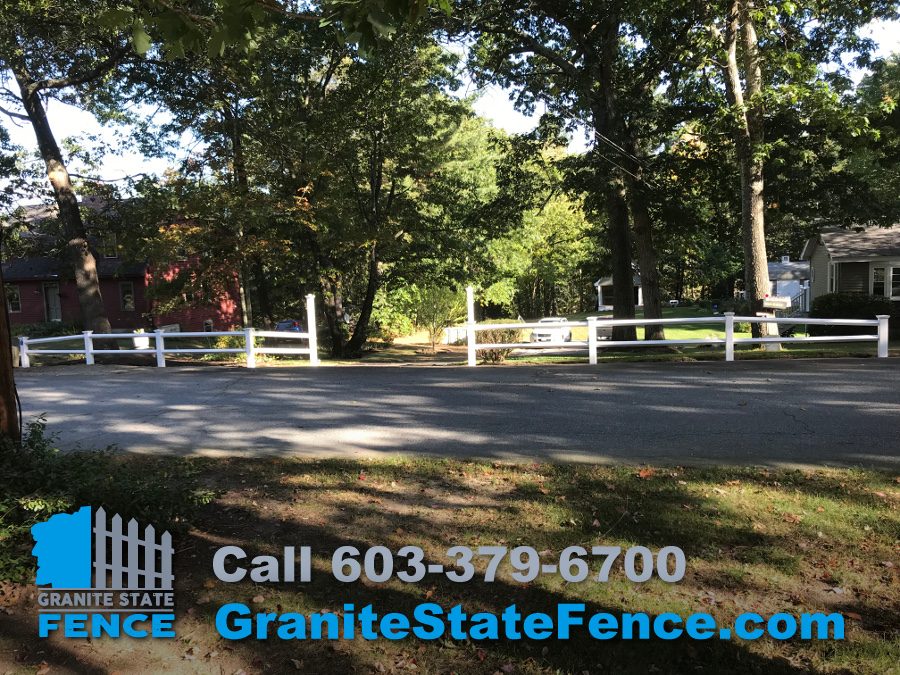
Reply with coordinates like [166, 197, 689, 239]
[93, 507, 174, 590]
[18, 294, 319, 368]
[463, 287, 891, 367]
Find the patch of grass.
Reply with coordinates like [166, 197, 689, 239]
[3, 457, 896, 673]
[0, 419, 215, 583]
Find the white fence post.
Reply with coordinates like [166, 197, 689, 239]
[724, 312, 735, 362]
[306, 293, 319, 366]
[466, 285, 476, 367]
[588, 316, 598, 365]
[19, 336, 29, 368]
[876, 314, 890, 358]
[244, 327, 256, 368]
[154, 330, 166, 368]
[83, 331, 95, 365]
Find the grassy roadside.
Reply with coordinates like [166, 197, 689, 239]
[1, 451, 897, 674]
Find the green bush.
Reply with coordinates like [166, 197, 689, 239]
[808, 293, 894, 336]
[714, 298, 751, 315]
[0, 418, 214, 583]
[479, 319, 523, 363]
[10, 322, 80, 339]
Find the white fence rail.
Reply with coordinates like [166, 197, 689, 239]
[19, 294, 319, 368]
[464, 286, 890, 366]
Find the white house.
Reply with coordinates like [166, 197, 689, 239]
[594, 274, 643, 311]
[767, 256, 810, 311]
[801, 224, 900, 304]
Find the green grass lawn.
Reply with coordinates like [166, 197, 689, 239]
[1, 449, 897, 674]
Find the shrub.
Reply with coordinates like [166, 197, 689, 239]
[0, 418, 214, 583]
[10, 322, 80, 339]
[808, 293, 894, 336]
[479, 319, 524, 363]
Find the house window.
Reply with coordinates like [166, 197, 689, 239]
[873, 266, 886, 297]
[120, 281, 135, 311]
[102, 233, 118, 258]
[828, 263, 838, 293]
[6, 285, 21, 313]
[872, 265, 900, 300]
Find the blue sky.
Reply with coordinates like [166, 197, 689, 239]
[4, 20, 897, 186]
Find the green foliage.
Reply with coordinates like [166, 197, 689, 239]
[0, 419, 214, 583]
[413, 285, 465, 352]
[8, 322, 80, 339]
[371, 285, 415, 342]
[478, 319, 523, 364]
[809, 292, 894, 335]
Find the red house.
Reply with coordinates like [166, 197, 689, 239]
[2, 255, 243, 332]
[3, 199, 244, 332]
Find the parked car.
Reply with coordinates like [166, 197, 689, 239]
[275, 319, 304, 332]
[530, 317, 572, 343]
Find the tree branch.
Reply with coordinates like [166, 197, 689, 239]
[0, 103, 29, 122]
[32, 45, 131, 93]
[500, 28, 580, 80]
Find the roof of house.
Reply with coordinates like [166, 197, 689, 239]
[801, 224, 900, 260]
[767, 260, 809, 280]
[595, 274, 642, 287]
[1, 256, 146, 282]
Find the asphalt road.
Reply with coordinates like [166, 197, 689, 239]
[14, 359, 900, 467]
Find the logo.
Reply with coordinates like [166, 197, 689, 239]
[31, 506, 176, 638]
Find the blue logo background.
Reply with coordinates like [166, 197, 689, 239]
[31, 505, 92, 588]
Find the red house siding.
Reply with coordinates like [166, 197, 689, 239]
[5, 261, 242, 331]
[147, 261, 243, 331]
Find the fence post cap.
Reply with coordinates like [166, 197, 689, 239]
[724, 311, 735, 317]
[875, 314, 891, 319]
[82, 330, 93, 334]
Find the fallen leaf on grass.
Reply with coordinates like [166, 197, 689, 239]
[637, 468, 656, 480]
[782, 513, 803, 524]
[251, 595, 265, 604]
[844, 611, 862, 621]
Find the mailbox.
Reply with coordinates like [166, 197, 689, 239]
[762, 296, 792, 310]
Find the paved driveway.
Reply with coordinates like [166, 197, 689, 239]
[14, 360, 900, 467]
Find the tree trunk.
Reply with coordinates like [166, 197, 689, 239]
[253, 259, 274, 326]
[628, 192, 666, 340]
[15, 74, 111, 334]
[320, 277, 346, 358]
[345, 243, 379, 356]
[591, 16, 637, 342]
[604, 182, 637, 341]
[722, 0, 773, 340]
[0, 267, 20, 441]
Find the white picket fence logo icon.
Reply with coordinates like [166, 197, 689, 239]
[93, 507, 174, 590]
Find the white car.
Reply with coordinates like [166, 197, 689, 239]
[530, 317, 572, 343]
